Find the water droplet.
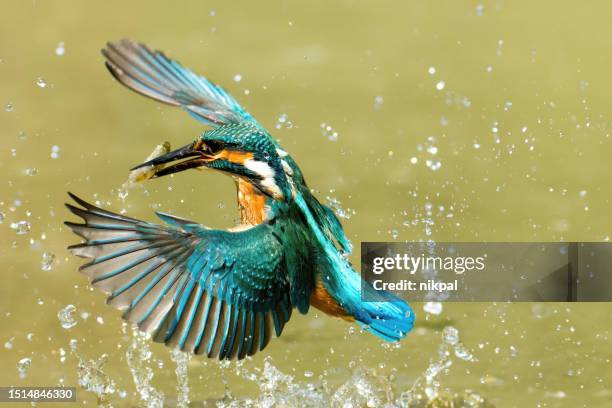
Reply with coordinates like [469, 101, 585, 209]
[5, 103, 14, 112]
[275, 113, 293, 129]
[428, 66, 436, 75]
[320, 123, 339, 142]
[233, 74, 242, 82]
[496, 39, 504, 57]
[578, 190, 587, 198]
[435, 80, 445, 91]
[442, 326, 460, 345]
[96, 316, 104, 325]
[425, 159, 442, 171]
[58, 304, 78, 329]
[455, 344, 476, 361]
[325, 196, 356, 220]
[22, 167, 38, 176]
[545, 390, 567, 399]
[475, 4, 484, 16]
[11, 220, 31, 235]
[373, 95, 384, 110]
[55, 42, 65, 56]
[4, 338, 14, 349]
[423, 301, 443, 315]
[51, 145, 61, 159]
[410, 157, 418, 164]
[36, 77, 47, 88]
[118, 188, 129, 201]
[17, 357, 31, 379]
[41, 251, 55, 271]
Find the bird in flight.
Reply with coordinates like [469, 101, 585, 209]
[65, 39, 414, 360]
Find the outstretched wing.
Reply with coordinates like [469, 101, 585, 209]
[102, 39, 261, 129]
[65, 193, 292, 360]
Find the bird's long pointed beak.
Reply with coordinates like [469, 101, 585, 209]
[131, 142, 204, 178]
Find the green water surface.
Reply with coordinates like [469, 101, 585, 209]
[1, 1, 612, 406]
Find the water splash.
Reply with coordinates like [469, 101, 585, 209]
[216, 342, 486, 408]
[218, 356, 327, 407]
[401, 326, 478, 405]
[330, 367, 395, 407]
[325, 196, 356, 220]
[125, 326, 164, 408]
[169, 348, 191, 408]
[71, 341, 116, 408]
[77, 354, 116, 406]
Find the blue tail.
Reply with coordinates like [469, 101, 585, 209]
[294, 194, 414, 341]
[326, 259, 414, 341]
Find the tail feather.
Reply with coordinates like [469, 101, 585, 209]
[326, 261, 414, 341]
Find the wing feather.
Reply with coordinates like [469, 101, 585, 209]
[102, 39, 261, 128]
[65, 193, 295, 360]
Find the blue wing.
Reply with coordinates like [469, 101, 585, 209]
[65, 193, 292, 360]
[102, 39, 262, 129]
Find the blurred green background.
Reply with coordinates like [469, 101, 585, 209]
[1, 0, 612, 406]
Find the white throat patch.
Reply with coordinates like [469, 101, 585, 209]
[244, 158, 283, 199]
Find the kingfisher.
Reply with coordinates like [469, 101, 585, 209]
[65, 39, 414, 360]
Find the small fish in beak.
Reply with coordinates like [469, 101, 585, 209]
[129, 141, 172, 182]
[130, 141, 205, 179]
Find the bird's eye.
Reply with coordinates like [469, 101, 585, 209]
[204, 140, 223, 155]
